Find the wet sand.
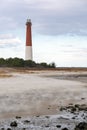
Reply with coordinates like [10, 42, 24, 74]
[0, 69, 87, 119]
[0, 68, 87, 129]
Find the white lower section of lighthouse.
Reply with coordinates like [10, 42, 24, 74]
[25, 46, 32, 60]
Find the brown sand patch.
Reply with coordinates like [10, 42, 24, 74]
[0, 69, 13, 78]
[0, 74, 12, 78]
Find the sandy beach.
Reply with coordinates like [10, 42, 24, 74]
[0, 68, 87, 129]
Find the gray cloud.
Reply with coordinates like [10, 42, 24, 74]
[0, 34, 22, 49]
[0, 0, 87, 35]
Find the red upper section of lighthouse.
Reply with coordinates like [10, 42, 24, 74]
[26, 19, 32, 46]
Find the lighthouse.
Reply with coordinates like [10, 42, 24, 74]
[25, 19, 33, 60]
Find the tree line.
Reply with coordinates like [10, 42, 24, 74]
[0, 58, 56, 68]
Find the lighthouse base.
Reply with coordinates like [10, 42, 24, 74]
[25, 46, 32, 60]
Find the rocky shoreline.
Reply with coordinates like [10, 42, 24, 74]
[0, 104, 87, 130]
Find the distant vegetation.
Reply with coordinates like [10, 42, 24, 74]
[0, 58, 56, 68]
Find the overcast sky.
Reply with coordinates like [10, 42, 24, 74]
[0, 0, 87, 67]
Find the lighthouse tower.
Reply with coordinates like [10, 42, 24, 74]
[25, 19, 32, 60]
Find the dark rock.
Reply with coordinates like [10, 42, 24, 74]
[10, 121, 18, 127]
[69, 103, 73, 106]
[75, 122, 87, 130]
[72, 116, 76, 119]
[60, 104, 87, 114]
[45, 125, 49, 127]
[56, 125, 61, 128]
[60, 107, 66, 111]
[67, 106, 74, 109]
[1, 128, 5, 130]
[24, 120, 30, 123]
[83, 117, 86, 119]
[79, 107, 86, 111]
[81, 98, 85, 100]
[22, 128, 26, 130]
[75, 104, 80, 108]
[62, 128, 69, 130]
[7, 128, 12, 130]
[15, 116, 21, 119]
[71, 107, 77, 113]
[81, 114, 85, 118]
[45, 116, 49, 118]
[36, 115, 40, 117]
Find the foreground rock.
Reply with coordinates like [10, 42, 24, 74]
[75, 122, 87, 130]
[10, 121, 18, 127]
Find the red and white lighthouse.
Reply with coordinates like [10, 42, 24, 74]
[25, 19, 33, 60]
